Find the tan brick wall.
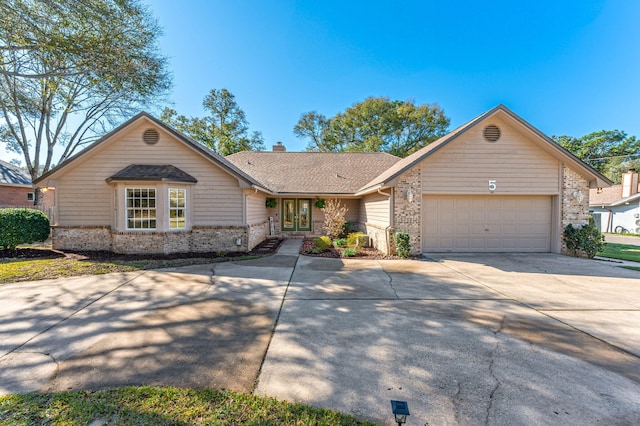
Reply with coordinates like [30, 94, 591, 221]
[52, 226, 112, 251]
[393, 166, 422, 255]
[248, 221, 269, 250]
[52, 225, 259, 254]
[561, 166, 591, 254]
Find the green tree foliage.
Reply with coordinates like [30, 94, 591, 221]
[0, 0, 170, 203]
[0, 208, 50, 249]
[161, 89, 265, 156]
[294, 97, 450, 157]
[552, 130, 640, 183]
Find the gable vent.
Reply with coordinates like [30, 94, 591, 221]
[483, 125, 501, 142]
[143, 128, 160, 145]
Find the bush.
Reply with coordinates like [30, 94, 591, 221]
[346, 232, 367, 249]
[341, 247, 357, 257]
[333, 238, 347, 248]
[0, 208, 50, 250]
[341, 221, 355, 238]
[393, 232, 410, 258]
[563, 216, 605, 259]
[313, 236, 332, 251]
[322, 199, 348, 240]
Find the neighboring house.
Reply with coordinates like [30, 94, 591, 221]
[34, 105, 610, 255]
[0, 159, 34, 206]
[589, 169, 640, 234]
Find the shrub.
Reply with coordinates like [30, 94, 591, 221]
[563, 216, 605, 259]
[346, 232, 367, 249]
[333, 238, 347, 248]
[341, 247, 357, 257]
[0, 208, 50, 250]
[321, 199, 348, 240]
[314, 198, 326, 209]
[313, 236, 332, 251]
[341, 221, 355, 238]
[393, 232, 410, 258]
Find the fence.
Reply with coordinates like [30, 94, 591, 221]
[0, 205, 56, 225]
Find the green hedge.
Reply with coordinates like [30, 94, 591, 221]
[393, 232, 410, 258]
[563, 216, 605, 259]
[0, 208, 50, 250]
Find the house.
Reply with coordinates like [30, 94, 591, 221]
[0, 159, 55, 207]
[34, 105, 610, 255]
[589, 169, 640, 234]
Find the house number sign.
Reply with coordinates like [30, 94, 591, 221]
[488, 180, 497, 192]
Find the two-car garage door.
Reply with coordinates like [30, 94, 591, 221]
[422, 195, 551, 252]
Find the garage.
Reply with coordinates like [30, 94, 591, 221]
[422, 195, 552, 252]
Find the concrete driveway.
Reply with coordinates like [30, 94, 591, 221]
[256, 253, 640, 426]
[0, 244, 298, 394]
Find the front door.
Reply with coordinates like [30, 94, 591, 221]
[282, 199, 312, 232]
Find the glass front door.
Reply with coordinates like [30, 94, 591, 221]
[282, 199, 311, 231]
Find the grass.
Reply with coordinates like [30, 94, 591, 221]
[0, 386, 378, 425]
[0, 256, 260, 285]
[597, 243, 640, 263]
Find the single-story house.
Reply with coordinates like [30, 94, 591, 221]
[0, 159, 54, 207]
[34, 104, 611, 255]
[590, 169, 640, 234]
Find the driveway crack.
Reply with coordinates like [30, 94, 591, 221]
[486, 316, 505, 425]
[379, 262, 400, 299]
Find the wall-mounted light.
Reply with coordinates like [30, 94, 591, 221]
[405, 189, 414, 203]
[597, 188, 603, 194]
[572, 190, 584, 203]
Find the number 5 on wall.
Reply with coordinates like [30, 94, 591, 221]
[488, 180, 497, 192]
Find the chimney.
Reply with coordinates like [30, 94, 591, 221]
[621, 168, 639, 198]
[272, 141, 286, 152]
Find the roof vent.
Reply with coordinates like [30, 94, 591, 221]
[483, 125, 501, 142]
[143, 128, 160, 145]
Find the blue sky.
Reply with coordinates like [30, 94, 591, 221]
[4, 0, 639, 163]
[149, 0, 640, 152]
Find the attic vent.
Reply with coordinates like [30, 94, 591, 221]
[142, 128, 160, 145]
[483, 125, 501, 142]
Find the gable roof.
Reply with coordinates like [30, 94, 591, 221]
[34, 112, 266, 190]
[589, 185, 640, 207]
[226, 151, 400, 194]
[357, 104, 612, 194]
[0, 160, 31, 187]
[106, 164, 198, 183]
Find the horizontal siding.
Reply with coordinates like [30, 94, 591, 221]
[312, 198, 360, 223]
[247, 193, 268, 224]
[422, 117, 560, 194]
[360, 193, 390, 226]
[56, 120, 243, 226]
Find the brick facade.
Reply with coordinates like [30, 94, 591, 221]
[560, 166, 591, 254]
[393, 166, 422, 255]
[52, 225, 257, 254]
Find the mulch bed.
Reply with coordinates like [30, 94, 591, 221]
[1, 238, 284, 261]
[300, 239, 405, 260]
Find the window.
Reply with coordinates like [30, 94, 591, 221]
[126, 188, 156, 229]
[27, 192, 34, 201]
[169, 188, 186, 229]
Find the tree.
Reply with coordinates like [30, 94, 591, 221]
[161, 89, 265, 156]
[321, 199, 348, 240]
[552, 130, 640, 183]
[294, 97, 450, 157]
[0, 0, 170, 204]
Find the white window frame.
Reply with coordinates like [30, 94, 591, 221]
[168, 188, 187, 229]
[125, 187, 157, 230]
[27, 192, 34, 202]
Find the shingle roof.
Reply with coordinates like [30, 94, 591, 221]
[0, 160, 31, 186]
[589, 185, 640, 207]
[226, 151, 401, 194]
[106, 164, 197, 183]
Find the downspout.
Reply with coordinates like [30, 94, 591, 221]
[377, 187, 393, 255]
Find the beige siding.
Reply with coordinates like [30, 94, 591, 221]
[312, 198, 360, 223]
[246, 192, 268, 225]
[421, 117, 560, 194]
[360, 192, 390, 226]
[55, 120, 244, 226]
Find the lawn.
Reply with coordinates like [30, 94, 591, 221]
[0, 386, 377, 425]
[597, 243, 640, 263]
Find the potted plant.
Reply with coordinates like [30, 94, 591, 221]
[265, 198, 277, 208]
[314, 198, 326, 209]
